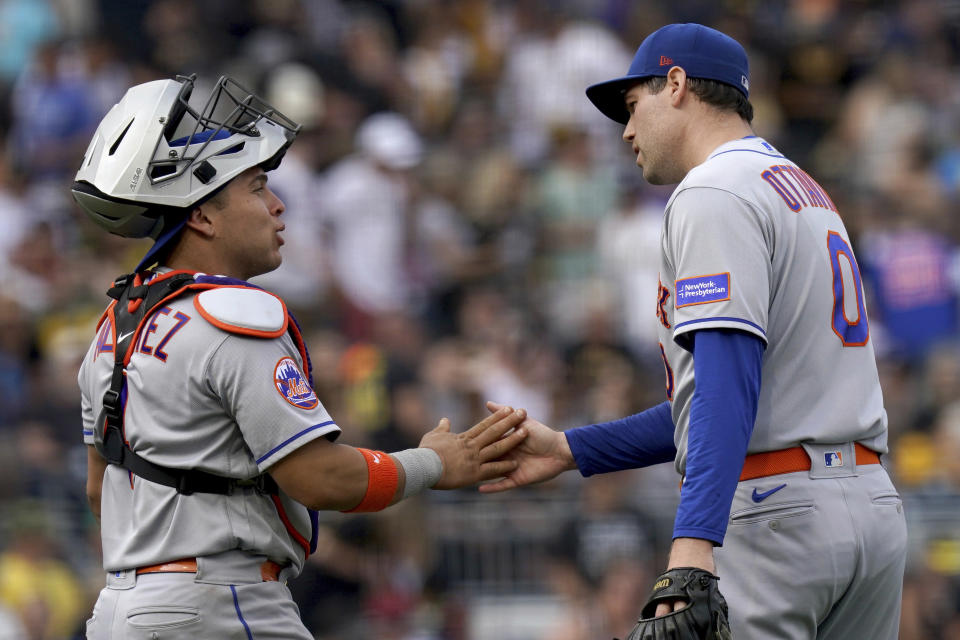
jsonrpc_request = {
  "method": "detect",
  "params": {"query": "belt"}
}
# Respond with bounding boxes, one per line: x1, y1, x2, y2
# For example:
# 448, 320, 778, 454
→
740, 443, 880, 481
135, 558, 283, 582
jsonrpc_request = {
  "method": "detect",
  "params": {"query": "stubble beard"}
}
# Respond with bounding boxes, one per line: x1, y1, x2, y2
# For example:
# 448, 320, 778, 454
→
640, 144, 684, 186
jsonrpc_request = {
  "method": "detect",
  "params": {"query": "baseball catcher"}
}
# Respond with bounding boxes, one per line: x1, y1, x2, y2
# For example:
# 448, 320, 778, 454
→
74, 72, 529, 639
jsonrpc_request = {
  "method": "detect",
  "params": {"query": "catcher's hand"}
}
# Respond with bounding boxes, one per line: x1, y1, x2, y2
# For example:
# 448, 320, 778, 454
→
622, 567, 732, 640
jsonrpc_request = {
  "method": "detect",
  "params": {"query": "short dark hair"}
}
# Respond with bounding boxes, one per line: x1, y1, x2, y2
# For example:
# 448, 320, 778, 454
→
637, 76, 753, 123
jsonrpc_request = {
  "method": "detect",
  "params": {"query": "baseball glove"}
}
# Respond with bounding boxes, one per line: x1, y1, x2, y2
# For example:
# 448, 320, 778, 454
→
621, 567, 732, 640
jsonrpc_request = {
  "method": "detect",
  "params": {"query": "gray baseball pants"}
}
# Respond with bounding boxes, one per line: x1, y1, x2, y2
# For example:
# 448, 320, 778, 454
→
85, 550, 312, 639
716, 442, 907, 640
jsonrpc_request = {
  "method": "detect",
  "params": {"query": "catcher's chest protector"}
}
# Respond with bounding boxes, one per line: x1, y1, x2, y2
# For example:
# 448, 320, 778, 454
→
97, 269, 312, 496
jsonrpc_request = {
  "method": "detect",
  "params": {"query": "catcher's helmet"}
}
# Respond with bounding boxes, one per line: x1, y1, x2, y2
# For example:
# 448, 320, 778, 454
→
71, 74, 301, 268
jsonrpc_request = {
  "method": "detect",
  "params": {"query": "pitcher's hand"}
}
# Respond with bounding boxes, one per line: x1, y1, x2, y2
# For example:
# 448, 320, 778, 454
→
478, 401, 578, 493
421, 406, 528, 490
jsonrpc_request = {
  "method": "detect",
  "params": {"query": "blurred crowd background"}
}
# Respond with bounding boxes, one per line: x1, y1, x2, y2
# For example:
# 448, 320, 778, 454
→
0, 0, 959, 638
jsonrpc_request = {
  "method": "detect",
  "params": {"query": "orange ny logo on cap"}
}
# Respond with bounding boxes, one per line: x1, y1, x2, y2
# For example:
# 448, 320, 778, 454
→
659, 56, 673, 66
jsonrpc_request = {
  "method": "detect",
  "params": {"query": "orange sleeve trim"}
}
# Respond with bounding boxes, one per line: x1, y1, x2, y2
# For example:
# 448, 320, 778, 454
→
343, 448, 399, 513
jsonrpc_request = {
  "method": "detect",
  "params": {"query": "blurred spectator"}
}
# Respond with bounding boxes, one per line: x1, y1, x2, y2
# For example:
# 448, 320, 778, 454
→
0, 221, 68, 314
454, 147, 536, 294
913, 346, 960, 433
498, 4, 631, 165
406, 153, 480, 335
542, 474, 656, 639
140, 0, 226, 75
550, 474, 657, 587
0, 142, 30, 256
252, 61, 330, 307
72, 34, 132, 125
828, 49, 931, 194
337, 341, 392, 439
14, 421, 89, 552
321, 111, 423, 338
0, 296, 33, 424
457, 285, 555, 422
531, 124, 618, 342
0, 501, 86, 640
542, 556, 649, 640
237, 0, 309, 75
8, 39, 96, 189
564, 322, 651, 424
338, 7, 410, 112
900, 568, 960, 640
400, 2, 470, 135
417, 339, 477, 433
930, 402, 960, 487
595, 182, 669, 359
289, 518, 368, 638
859, 210, 960, 364
0, 0, 59, 84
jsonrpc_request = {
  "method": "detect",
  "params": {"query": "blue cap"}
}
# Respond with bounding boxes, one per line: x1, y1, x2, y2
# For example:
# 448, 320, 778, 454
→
586, 23, 749, 124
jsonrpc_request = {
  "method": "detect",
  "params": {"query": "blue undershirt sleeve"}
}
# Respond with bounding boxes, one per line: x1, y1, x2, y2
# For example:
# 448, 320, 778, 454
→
673, 328, 764, 545
565, 401, 676, 476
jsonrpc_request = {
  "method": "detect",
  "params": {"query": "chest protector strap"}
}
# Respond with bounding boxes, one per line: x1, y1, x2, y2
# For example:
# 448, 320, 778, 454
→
101, 271, 279, 497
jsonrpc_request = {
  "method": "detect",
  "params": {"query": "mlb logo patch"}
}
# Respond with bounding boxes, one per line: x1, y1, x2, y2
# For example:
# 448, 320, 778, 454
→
675, 273, 731, 308
274, 357, 319, 410
824, 451, 843, 467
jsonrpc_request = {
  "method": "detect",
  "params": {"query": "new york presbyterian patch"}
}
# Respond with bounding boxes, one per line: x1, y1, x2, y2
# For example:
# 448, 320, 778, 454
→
675, 273, 731, 308
274, 357, 319, 409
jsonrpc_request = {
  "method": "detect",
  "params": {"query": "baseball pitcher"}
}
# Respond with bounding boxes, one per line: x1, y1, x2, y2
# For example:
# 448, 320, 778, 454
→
481, 23, 907, 640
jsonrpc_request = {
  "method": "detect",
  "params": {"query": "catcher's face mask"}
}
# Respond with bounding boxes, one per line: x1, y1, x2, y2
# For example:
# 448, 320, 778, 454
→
71, 74, 301, 268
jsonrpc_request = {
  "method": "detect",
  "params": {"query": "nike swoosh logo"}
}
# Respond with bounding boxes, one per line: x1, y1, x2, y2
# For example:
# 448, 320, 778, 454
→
751, 483, 787, 503
117, 330, 135, 344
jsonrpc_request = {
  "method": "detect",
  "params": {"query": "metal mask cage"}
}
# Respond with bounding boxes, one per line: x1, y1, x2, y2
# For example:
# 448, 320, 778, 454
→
146, 74, 302, 185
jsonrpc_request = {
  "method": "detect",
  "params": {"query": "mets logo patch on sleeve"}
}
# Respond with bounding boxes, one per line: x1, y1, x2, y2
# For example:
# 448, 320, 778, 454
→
675, 273, 731, 308
274, 357, 319, 409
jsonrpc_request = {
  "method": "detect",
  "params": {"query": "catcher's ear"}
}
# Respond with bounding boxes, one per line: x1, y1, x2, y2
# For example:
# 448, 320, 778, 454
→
184, 205, 217, 238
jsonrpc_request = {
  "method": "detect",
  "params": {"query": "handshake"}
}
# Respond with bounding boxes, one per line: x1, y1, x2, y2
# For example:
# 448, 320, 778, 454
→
418, 400, 576, 492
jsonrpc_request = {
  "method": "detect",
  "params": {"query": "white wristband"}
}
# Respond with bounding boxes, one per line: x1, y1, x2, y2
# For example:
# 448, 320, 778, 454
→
392, 448, 443, 499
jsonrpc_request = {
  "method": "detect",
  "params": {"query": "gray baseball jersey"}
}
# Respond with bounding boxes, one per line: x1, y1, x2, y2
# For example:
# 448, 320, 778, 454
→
653, 136, 905, 639
79, 279, 340, 574
654, 136, 887, 474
